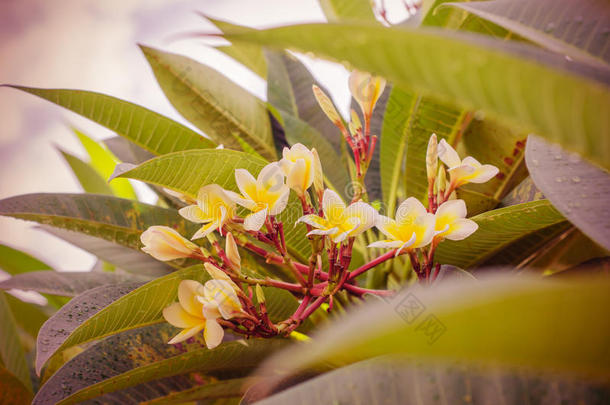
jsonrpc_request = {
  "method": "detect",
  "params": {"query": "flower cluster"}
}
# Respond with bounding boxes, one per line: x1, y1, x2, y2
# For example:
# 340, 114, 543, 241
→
138, 70, 499, 349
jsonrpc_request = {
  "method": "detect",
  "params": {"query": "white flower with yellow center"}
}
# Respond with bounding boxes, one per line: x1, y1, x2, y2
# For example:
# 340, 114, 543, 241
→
369, 197, 435, 256
231, 163, 290, 231
279, 143, 315, 197
297, 189, 377, 243
437, 139, 499, 187
179, 184, 236, 239
433, 200, 478, 241
162, 279, 242, 348
348, 70, 386, 120
140, 226, 200, 261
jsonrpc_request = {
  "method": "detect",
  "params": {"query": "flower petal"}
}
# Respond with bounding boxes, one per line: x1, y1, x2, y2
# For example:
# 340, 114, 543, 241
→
201, 300, 221, 319
168, 323, 205, 345
368, 240, 403, 249
191, 222, 218, 240
285, 158, 308, 195
297, 214, 329, 229
203, 262, 241, 291
307, 227, 339, 237
204, 319, 224, 349
436, 199, 467, 220
243, 207, 268, 231
203, 280, 242, 319
375, 215, 398, 239
235, 169, 258, 200
395, 197, 427, 224
322, 189, 346, 220
257, 162, 285, 193
470, 164, 500, 184
444, 218, 479, 241
178, 280, 205, 317
462, 156, 482, 168
179, 205, 209, 224
413, 213, 436, 248
396, 233, 417, 255
437, 139, 462, 169
269, 186, 290, 215
344, 202, 377, 235
163, 302, 202, 328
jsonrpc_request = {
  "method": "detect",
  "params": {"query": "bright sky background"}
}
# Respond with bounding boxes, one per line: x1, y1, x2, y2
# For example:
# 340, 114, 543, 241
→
0, 0, 408, 273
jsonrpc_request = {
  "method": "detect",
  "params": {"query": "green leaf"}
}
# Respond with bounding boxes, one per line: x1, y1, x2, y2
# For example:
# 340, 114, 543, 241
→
265, 50, 343, 152
72, 128, 136, 199
0, 365, 33, 405
0, 292, 32, 392
39, 335, 285, 405
221, 23, 610, 169
0, 271, 148, 297
3, 85, 214, 155
253, 357, 609, 405
253, 274, 610, 380
525, 135, 610, 251
319, 0, 377, 22
144, 377, 247, 404
113, 149, 311, 261
0, 193, 197, 264
4, 294, 50, 340
103, 136, 155, 164
442, 0, 610, 67
58, 149, 114, 195
435, 200, 566, 268
0, 244, 52, 275
35, 282, 143, 375
205, 16, 267, 79
39, 226, 173, 276
140, 46, 276, 160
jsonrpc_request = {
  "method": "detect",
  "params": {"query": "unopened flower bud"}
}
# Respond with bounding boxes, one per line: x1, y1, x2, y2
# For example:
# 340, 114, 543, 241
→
312, 85, 343, 127
311, 148, 324, 198
348, 109, 362, 140
255, 284, 266, 304
426, 133, 438, 182
204, 262, 241, 292
140, 226, 199, 261
435, 165, 447, 197
225, 232, 241, 272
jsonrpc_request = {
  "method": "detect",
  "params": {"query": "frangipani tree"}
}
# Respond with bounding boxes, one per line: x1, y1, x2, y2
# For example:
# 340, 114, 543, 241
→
0, 0, 609, 404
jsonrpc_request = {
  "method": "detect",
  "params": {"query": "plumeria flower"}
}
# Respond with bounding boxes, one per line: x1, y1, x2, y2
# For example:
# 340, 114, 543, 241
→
140, 226, 200, 261
369, 197, 435, 256
297, 189, 377, 243
179, 184, 236, 239
437, 139, 499, 187
231, 163, 290, 231
279, 143, 316, 197
434, 200, 478, 241
162, 279, 242, 348
348, 70, 386, 120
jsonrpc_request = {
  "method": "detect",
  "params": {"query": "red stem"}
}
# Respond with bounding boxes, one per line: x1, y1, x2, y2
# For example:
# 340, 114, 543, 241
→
348, 249, 398, 280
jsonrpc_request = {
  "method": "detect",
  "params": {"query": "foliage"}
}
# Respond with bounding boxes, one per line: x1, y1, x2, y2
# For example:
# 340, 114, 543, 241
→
0, 1, 608, 404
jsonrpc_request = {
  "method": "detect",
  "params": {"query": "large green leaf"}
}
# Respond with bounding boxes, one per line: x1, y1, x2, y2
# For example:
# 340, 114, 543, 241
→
34, 321, 278, 405
442, 0, 610, 67
113, 149, 311, 261
144, 377, 247, 404
5, 294, 50, 340
0, 292, 32, 392
0, 193, 196, 263
39, 226, 173, 275
72, 128, 136, 199
58, 150, 114, 196
205, 16, 267, 79
435, 200, 566, 268
221, 23, 610, 169
253, 274, 610, 380
0, 271, 147, 297
3, 85, 214, 155
35, 282, 143, 375
252, 357, 610, 405
265, 50, 343, 152
0, 244, 52, 275
0, 365, 32, 405
525, 135, 610, 251
319, 0, 377, 22
140, 46, 276, 160
40, 337, 285, 405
